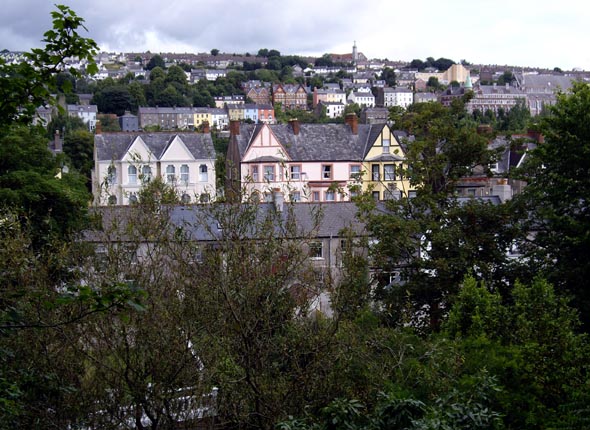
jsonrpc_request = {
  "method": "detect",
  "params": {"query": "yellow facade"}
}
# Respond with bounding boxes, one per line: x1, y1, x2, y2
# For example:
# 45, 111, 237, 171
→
361, 125, 412, 199
193, 111, 212, 129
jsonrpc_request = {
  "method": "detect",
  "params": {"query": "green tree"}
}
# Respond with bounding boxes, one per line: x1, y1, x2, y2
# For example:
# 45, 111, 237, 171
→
210, 48, 219, 56
165, 64, 188, 86
0, 5, 98, 128
516, 82, 590, 328
380, 67, 397, 87
93, 84, 134, 115
146, 54, 165, 70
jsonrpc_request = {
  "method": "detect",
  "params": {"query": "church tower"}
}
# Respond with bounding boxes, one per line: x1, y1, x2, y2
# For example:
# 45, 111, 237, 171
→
352, 41, 358, 62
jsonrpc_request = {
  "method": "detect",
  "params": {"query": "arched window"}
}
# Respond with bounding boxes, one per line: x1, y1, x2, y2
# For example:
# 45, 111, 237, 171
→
166, 165, 176, 183
128, 165, 137, 184
128, 194, 138, 204
199, 164, 208, 182
181, 193, 191, 204
180, 164, 189, 185
141, 165, 152, 183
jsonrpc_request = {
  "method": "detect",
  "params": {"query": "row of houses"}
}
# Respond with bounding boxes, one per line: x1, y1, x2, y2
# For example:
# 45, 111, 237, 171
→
92, 114, 412, 206
93, 111, 538, 208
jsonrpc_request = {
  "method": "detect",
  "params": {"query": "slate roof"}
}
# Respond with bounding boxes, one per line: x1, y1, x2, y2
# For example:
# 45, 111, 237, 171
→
94, 132, 216, 162
235, 123, 391, 162
86, 202, 365, 243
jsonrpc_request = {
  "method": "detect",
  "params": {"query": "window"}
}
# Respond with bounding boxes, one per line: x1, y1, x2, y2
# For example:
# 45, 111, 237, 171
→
322, 164, 332, 180
349, 164, 361, 180
181, 193, 191, 204
107, 165, 117, 185
309, 241, 323, 259
128, 194, 138, 204
128, 165, 137, 184
372, 191, 380, 200
382, 138, 390, 153
141, 165, 152, 183
290, 165, 301, 180
325, 190, 335, 201
384, 164, 395, 181
181, 164, 190, 184
198, 164, 208, 182
264, 165, 275, 181
251, 165, 259, 182
371, 164, 380, 181
166, 165, 176, 183
312, 191, 320, 202
290, 191, 301, 202
108, 195, 117, 205
200, 193, 210, 203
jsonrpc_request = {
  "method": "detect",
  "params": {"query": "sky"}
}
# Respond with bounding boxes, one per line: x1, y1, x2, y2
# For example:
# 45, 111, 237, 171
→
1, 0, 589, 71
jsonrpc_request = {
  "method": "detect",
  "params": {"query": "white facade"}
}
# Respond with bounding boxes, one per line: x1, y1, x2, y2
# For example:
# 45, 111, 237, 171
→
94, 133, 216, 206
347, 91, 375, 108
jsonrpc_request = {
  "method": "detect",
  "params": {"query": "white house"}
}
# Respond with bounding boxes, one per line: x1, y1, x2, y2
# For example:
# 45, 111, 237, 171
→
68, 104, 98, 131
347, 91, 375, 108
93, 132, 216, 206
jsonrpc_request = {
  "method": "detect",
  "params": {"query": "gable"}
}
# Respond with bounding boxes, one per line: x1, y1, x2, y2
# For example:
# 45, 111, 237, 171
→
160, 135, 196, 161
243, 124, 290, 163
122, 136, 155, 162
363, 124, 405, 160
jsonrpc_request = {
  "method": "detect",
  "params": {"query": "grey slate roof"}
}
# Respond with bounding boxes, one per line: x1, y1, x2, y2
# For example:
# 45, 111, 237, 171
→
95, 132, 216, 162
87, 202, 365, 243
235, 123, 390, 162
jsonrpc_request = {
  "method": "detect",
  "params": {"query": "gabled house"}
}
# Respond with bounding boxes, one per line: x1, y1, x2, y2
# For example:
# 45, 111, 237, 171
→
225, 115, 413, 203
93, 132, 216, 206
361, 124, 411, 200
272, 83, 308, 110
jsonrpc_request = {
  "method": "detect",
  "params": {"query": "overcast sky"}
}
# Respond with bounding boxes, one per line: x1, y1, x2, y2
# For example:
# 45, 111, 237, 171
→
1, 0, 589, 71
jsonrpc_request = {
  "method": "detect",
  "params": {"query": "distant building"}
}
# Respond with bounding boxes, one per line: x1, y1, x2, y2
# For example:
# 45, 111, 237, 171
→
119, 111, 139, 132
68, 104, 98, 131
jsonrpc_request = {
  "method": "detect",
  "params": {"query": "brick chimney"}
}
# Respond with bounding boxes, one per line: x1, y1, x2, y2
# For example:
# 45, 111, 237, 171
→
229, 120, 240, 136
95, 120, 102, 135
202, 121, 210, 134
289, 118, 300, 135
345, 113, 358, 135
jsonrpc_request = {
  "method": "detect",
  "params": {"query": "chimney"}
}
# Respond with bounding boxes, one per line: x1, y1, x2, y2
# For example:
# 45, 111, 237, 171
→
54, 130, 62, 152
345, 113, 358, 135
202, 121, 210, 134
229, 120, 240, 136
95, 120, 102, 135
289, 118, 300, 135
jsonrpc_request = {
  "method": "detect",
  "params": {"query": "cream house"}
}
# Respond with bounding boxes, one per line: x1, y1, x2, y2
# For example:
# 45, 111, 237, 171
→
93, 132, 216, 205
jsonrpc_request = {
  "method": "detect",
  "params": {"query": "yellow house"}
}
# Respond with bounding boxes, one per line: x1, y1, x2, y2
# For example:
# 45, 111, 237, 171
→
361, 124, 412, 199
193, 109, 212, 130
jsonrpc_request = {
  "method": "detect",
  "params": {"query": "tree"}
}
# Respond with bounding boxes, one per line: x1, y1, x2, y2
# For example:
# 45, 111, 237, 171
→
380, 67, 396, 87
357, 100, 506, 330
93, 84, 134, 116
210, 48, 220, 56
516, 82, 590, 328
165, 64, 188, 86
146, 54, 165, 70
0, 4, 98, 128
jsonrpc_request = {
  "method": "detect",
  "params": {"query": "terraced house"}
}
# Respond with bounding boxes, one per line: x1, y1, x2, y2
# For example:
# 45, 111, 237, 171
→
225, 114, 412, 203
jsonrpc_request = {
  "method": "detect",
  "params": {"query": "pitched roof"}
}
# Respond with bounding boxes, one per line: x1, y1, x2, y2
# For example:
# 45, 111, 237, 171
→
95, 132, 216, 162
